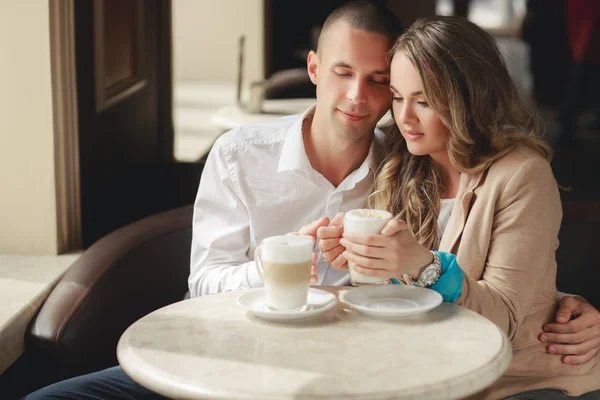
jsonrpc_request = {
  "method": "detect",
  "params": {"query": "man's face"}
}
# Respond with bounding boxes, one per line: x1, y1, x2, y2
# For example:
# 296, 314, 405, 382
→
308, 22, 392, 141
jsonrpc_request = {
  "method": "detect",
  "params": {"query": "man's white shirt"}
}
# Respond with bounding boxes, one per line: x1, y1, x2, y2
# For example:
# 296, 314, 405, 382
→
189, 106, 382, 297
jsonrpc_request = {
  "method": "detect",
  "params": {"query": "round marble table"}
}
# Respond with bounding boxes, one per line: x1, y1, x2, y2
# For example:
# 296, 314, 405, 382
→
117, 286, 512, 400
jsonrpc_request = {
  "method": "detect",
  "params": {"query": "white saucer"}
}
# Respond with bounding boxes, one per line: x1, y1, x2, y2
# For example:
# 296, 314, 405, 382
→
341, 284, 442, 320
237, 288, 338, 322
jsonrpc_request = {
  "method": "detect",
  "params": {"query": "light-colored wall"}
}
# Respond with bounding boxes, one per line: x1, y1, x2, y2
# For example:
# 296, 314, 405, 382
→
0, 2, 58, 255
173, 0, 264, 84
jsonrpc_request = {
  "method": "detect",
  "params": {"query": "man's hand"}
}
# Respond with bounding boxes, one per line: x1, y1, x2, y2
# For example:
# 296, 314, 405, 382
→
540, 296, 600, 365
288, 217, 330, 284
317, 213, 347, 271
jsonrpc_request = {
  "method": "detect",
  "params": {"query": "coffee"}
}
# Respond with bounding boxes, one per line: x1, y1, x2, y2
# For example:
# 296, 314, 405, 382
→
263, 261, 311, 310
263, 261, 311, 285
344, 209, 393, 285
255, 235, 313, 310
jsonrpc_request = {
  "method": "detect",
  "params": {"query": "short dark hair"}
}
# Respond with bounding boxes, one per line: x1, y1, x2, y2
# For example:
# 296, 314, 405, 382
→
317, 1, 403, 52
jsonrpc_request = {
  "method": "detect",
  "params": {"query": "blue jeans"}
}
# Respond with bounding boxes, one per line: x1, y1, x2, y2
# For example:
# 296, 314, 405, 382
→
506, 389, 600, 400
23, 366, 166, 400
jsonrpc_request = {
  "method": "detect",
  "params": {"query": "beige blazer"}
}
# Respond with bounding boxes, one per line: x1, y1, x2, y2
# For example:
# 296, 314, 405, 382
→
439, 146, 600, 399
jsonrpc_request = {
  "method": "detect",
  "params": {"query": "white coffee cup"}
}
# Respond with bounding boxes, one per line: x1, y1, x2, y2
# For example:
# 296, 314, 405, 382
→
343, 209, 394, 285
254, 235, 313, 310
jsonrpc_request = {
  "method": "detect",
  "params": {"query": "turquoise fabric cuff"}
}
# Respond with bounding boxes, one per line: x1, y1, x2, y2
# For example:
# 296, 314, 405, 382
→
429, 251, 464, 303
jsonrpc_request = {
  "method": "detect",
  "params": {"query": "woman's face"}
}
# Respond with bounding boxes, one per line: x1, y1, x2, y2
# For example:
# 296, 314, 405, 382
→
390, 52, 449, 161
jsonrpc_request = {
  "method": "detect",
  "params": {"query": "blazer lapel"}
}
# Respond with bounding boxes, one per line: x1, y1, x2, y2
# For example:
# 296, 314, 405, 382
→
439, 171, 485, 253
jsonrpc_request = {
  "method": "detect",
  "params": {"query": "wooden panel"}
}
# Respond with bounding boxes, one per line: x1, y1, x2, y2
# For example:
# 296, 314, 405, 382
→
75, 0, 178, 247
104, 0, 136, 87
94, 0, 145, 111
50, 0, 82, 252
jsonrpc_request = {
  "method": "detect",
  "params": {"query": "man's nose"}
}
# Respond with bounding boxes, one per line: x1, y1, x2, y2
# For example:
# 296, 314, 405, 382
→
346, 80, 367, 104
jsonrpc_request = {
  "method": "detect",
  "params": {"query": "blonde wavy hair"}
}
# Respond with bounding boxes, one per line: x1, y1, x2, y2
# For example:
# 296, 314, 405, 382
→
370, 16, 552, 250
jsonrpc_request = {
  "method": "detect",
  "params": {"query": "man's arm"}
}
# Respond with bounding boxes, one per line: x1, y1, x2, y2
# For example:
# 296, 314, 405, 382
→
541, 295, 600, 365
188, 142, 262, 297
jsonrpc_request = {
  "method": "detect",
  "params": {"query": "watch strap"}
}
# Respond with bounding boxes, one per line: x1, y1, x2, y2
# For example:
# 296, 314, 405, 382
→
400, 251, 442, 287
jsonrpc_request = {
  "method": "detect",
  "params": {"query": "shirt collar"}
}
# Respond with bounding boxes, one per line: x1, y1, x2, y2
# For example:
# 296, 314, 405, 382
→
277, 105, 316, 173
277, 104, 384, 180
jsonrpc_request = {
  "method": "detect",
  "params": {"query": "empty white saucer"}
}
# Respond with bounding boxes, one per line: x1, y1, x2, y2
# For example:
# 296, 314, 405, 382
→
237, 287, 338, 322
341, 284, 442, 320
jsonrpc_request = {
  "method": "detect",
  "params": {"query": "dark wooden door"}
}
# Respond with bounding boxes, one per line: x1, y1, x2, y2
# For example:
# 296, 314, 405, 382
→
75, 0, 201, 247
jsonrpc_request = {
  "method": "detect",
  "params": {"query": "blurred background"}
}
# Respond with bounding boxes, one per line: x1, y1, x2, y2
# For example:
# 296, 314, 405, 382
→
1, 0, 598, 256
172, 0, 599, 161
0, 2, 598, 398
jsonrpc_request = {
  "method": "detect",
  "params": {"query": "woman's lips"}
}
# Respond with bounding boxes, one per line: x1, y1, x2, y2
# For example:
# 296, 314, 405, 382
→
339, 110, 367, 122
404, 131, 424, 140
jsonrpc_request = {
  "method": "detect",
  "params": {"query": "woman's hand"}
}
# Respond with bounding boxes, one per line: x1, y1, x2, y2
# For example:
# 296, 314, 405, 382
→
317, 213, 348, 271
339, 219, 433, 280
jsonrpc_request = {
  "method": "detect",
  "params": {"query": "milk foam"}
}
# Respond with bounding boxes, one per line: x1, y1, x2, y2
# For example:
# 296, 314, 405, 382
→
344, 209, 393, 235
261, 235, 313, 264
344, 209, 393, 221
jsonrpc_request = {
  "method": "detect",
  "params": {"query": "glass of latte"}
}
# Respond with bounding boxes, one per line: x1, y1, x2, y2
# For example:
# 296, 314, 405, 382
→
254, 235, 313, 311
343, 209, 393, 286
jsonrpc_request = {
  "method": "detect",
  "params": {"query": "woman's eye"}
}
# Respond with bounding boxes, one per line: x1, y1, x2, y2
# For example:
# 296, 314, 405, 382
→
417, 101, 429, 107
392, 97, 403, 102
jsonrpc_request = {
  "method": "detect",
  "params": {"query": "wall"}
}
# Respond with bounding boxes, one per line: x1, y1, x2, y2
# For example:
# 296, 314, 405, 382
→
173, 0, 264, 84
0, 2, 58, 255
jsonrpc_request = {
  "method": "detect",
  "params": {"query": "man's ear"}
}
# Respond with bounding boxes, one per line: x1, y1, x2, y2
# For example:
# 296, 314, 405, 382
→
307, 50, 319, 85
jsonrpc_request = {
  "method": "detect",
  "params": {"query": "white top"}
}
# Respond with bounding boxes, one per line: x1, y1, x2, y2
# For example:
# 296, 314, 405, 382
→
437, 198, 455, 244
190, 106, 383, 297
117, 288, 512, 400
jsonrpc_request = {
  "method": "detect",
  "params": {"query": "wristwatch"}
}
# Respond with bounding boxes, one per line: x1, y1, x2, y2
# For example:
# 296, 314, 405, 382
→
412, 251, 442, 287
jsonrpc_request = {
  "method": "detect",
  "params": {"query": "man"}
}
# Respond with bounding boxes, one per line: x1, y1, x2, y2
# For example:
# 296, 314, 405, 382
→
25, 3, 400, 400
25, 2, 599, 399
188, 1, 399, 296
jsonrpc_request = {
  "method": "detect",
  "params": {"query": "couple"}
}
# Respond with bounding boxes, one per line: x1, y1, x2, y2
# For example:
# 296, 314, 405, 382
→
189, 4, 600, 400
26, 2, 599, 400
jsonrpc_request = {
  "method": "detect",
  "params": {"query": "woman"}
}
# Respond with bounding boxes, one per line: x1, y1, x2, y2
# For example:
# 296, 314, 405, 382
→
321, 16, 600, 399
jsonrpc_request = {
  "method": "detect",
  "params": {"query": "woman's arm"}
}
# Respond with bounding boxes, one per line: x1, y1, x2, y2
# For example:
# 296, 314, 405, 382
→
339, 156, 562, 340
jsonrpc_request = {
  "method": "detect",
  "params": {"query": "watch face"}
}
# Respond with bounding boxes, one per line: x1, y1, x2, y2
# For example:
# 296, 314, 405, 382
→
422, 268, 438, 283
419, 264, 442, 286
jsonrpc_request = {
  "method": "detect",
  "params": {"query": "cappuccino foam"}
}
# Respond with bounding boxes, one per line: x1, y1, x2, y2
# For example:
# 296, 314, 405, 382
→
344, 209, 393, 235
261, 235, 313, 264
344, 209, 393, 221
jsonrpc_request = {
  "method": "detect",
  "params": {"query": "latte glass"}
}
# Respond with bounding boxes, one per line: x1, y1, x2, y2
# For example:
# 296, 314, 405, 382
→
254, 235, 313, 310
343, 209, 393, 286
